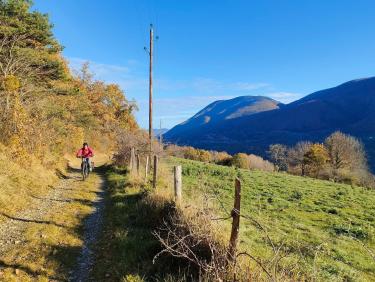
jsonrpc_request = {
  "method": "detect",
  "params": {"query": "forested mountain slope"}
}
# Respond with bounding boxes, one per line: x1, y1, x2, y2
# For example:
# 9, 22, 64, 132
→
165, 77, 375, 170
165, 96, 283, 141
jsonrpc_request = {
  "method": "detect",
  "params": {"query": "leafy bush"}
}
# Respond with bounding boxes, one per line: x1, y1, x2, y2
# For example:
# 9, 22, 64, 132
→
231, 153, 250, 169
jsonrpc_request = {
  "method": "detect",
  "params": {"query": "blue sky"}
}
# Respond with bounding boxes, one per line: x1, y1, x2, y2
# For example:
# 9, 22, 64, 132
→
33, 0, 375, 129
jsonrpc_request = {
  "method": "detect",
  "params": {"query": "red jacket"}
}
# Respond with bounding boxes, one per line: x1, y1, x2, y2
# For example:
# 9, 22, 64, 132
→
76, 147, 94, 158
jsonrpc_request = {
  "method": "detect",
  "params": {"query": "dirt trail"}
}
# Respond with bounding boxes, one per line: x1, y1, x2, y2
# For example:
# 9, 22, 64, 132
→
0, 176, 77, 256
0, 164, 107, 281
70, 175, 106, 281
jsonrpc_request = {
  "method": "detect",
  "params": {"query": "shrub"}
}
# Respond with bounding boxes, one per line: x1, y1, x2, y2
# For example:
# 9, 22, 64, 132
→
248, 154, 274, 171
231, 153, 250, 169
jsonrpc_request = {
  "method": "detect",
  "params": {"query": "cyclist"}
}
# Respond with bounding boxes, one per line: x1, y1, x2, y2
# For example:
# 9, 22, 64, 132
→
76, 142, 94, 171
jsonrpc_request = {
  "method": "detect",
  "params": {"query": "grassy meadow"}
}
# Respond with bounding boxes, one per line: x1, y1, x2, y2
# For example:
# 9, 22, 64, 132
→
163, 157, 375, 281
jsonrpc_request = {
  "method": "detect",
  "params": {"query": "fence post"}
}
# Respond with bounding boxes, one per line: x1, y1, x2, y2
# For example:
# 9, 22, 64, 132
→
144, 156, 149, 181
129, 148, 135, 172
228, 178, 241, 261
174, 165, 182, 203
153, 155, 158, 188
136, 154, 140, 175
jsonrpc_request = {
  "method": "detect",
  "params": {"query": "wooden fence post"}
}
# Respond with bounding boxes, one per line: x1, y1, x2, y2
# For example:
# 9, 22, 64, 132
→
144, 156, 149, 181
174, 166, 182, 203
136, 154, 140, 175
129, 148, 135, 172
153, 155, 158, 188
228, 178, 241, 261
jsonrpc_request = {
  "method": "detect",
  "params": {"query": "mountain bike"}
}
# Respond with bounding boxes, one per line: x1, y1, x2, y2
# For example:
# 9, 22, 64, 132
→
81, 157, 90, 181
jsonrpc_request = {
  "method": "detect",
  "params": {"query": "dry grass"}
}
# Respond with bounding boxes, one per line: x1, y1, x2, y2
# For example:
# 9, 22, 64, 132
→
0, 144, 57, 222
0, 175, 101, 280
0, 149, 111, 281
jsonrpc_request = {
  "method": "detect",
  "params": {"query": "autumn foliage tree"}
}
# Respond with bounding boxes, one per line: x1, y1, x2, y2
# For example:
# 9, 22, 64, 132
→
324, 131, 370, 185
325, 131, 367, 171
231, 153, 250, 169
303, 143, 330, 177
0, 0, 138, 166
268, 132, 374, 187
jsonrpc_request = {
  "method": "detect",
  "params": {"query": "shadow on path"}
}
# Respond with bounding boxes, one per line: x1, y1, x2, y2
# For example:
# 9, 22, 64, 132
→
0, 212, 69, 229
69, 172, 106, 282
30, 195, 96, 206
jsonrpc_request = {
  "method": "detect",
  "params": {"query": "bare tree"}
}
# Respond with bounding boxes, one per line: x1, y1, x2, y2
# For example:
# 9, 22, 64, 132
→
325, 131, 367, 171
287, 141, 312, 176
268, 144, 288, 171
113, 130, 150, 166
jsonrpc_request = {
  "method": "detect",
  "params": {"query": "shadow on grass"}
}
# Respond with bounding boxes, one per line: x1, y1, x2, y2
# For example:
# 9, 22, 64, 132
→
0, 259, 60, 280
55, 168, 70, 179
30, 195, 96, 206
41, 168, 108, 281
0, 212, 70, 229
91, 166, 196, 281
0, 166, 109, 281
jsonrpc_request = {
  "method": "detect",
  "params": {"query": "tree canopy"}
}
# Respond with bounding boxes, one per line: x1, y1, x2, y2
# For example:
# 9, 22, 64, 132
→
0, 0, 138, 166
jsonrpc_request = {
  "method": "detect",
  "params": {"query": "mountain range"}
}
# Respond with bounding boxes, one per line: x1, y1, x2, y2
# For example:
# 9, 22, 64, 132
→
164, 77, 375, 170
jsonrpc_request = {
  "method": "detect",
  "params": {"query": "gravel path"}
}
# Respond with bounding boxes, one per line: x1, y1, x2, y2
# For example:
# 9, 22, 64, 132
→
0, 169, 107, 282
70, 176, 106, 282
0, 176, 77, 257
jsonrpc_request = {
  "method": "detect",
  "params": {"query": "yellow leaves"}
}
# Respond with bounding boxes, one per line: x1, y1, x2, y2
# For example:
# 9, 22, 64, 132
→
303, 143, 330, 176
232, 153, 251, 169
7, 135, 30, 163
305, 143, 329, 164
1, 75, 21, 91
0, 59, 139, 170
73, 126, 85, 148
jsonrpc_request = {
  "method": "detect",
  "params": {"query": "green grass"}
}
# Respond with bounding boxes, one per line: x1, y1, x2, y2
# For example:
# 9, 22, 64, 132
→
165, 157, 375, 281
91, 167, 191, 282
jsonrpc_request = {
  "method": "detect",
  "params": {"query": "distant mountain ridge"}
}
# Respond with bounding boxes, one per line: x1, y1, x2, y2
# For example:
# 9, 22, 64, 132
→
154, 128, 169, 137
164, 77, 375, 170
165, 96, 283, 141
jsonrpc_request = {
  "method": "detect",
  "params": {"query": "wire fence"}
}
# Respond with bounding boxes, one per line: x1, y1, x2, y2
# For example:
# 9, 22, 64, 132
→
127, 147, 303, 280
126, 146, 375, 281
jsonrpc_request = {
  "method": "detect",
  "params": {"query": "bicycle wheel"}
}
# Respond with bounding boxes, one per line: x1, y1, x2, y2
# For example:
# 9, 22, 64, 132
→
82, 162, 87, 181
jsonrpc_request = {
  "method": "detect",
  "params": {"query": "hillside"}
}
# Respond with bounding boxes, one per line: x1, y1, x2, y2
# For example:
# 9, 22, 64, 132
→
0, 2, 139, 280
90, 156, 375, 281
0, 0, 138, 170
165, 96, 283, 141
164, 157, 375, 281
164, 78, 375, 170
0, 144, 57, 223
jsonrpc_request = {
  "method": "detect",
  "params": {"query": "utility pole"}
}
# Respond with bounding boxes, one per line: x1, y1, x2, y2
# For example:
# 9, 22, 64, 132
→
148, 24, 154, 154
